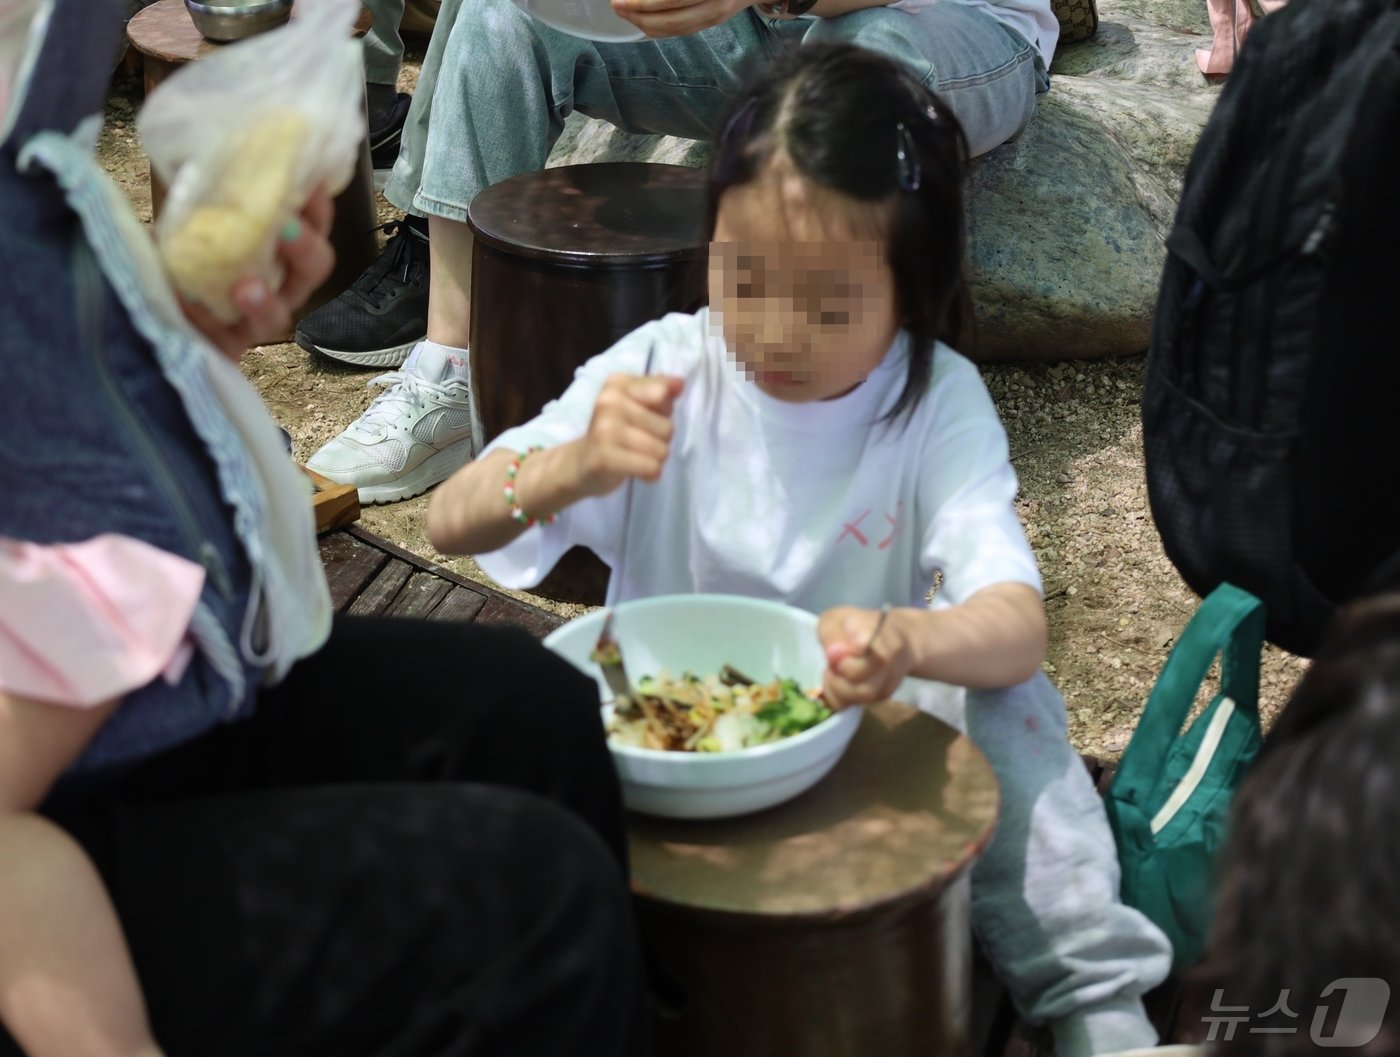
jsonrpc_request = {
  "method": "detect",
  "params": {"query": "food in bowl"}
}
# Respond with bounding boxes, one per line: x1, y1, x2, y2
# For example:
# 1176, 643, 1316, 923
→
543, 594, 863, 818
607, 666, 831, 752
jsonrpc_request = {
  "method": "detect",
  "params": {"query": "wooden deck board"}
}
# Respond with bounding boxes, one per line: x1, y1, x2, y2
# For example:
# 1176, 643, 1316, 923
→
429, 586, 490, 623
319, 526, 562, 634
344, 559, 414, 618
474, 594, 565, 638
383, 570, 456, 619
318, 531, 389, 611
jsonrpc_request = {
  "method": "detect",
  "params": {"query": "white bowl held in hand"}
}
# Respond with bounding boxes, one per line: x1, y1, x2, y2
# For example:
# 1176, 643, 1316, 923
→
543, 594, 863, 819
509, 0, 646, 42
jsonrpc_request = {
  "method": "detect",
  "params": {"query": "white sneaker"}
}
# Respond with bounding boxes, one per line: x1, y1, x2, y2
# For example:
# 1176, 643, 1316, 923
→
307, 343, 482, 505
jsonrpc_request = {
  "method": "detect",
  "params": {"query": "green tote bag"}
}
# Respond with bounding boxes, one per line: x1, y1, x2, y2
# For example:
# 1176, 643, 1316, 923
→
1104, 583, 1267, 973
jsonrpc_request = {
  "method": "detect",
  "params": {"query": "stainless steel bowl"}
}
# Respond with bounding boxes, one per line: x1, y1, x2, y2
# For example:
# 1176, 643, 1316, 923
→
184, 0, 294, 42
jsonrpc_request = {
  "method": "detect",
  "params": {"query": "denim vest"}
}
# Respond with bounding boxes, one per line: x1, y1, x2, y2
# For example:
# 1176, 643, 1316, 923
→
0, 0, 286, 794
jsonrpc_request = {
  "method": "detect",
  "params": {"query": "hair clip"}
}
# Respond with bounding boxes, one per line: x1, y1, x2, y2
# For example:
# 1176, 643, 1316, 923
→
895, 121, 922, 192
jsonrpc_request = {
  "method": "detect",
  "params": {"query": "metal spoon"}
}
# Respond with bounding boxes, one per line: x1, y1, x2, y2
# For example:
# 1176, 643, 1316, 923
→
863, 602, 892, 656
592, 339, 657, 702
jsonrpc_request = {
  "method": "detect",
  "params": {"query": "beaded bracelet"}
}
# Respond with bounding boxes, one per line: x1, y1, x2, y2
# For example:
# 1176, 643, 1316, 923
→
504, 446, 557, 528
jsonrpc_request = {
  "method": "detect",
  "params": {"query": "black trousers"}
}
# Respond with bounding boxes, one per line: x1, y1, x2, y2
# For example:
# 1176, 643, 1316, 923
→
3, 616, 652, 1057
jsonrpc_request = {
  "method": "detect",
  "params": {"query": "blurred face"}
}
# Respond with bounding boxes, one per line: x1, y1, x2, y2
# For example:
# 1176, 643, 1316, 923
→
707, 167, 900, 403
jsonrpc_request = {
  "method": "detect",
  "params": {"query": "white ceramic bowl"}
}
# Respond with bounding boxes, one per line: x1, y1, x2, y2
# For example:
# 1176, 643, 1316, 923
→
543, 594, 863, 819
509, 0, 645, 43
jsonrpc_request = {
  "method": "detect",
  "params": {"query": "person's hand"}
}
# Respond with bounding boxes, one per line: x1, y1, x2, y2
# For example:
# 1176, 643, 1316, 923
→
180, 186, 335, 363
818, 606, 914, 709
610, 0, 753, 37
570, 373, 685, 497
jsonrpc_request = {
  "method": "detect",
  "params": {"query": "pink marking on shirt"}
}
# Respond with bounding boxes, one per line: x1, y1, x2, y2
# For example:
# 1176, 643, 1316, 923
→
837, 510, 872, 547
878, 502, 904, 550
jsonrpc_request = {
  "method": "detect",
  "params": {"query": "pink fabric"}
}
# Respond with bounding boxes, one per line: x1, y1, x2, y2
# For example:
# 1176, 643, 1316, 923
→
1198, 0, 1288, 76
0, 535, 205, 707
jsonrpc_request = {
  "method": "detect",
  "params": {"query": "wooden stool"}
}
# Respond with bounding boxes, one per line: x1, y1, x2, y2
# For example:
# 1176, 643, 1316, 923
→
125, 0, 378, 319
467, 162, 708, 441
629, 701, 1000, 1057
301, 466, 361, 535
466, 162, 708, 604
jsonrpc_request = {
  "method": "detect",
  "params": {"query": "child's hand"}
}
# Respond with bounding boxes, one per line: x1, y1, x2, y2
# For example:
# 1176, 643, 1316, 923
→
818, 606, 914, 710
572, 373, 685, 497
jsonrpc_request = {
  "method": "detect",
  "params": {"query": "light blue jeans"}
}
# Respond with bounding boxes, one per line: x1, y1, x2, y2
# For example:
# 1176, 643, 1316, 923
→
383, 0, 1049, 221
363, 0, 407, 85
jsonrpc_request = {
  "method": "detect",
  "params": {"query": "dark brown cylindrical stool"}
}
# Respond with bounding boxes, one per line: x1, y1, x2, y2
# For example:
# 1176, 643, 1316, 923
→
466, 162, 709, 442
125, 0, 378, 318
628, 701, 1001, 1057
466, 162, 708, 604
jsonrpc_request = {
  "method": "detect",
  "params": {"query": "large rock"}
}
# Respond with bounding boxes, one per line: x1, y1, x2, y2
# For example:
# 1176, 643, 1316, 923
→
967, 12, 1223, 359
543, 0, 1225, 361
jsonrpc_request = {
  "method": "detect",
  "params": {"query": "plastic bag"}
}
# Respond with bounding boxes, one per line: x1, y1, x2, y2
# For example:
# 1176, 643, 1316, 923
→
136, 0, 364, 320
0, 0, 49, 140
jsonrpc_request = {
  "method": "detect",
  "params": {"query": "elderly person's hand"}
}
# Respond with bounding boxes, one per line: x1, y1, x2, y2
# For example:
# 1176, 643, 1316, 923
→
180, 186, 335, 364
610, 0, 755, 37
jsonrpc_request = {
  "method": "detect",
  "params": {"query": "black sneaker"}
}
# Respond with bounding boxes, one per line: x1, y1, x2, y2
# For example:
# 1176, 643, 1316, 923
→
370, 91, 412, 193
295, 219, 429, 368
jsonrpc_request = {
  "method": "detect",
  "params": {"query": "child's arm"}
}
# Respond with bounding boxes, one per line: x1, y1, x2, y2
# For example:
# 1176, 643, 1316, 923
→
427, 373, 685, 556
819, 582, 1048, 708
0, 691, 166, 1057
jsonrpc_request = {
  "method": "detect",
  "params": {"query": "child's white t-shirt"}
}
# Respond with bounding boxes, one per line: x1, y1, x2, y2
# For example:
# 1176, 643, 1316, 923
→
478, 308, 1041, 620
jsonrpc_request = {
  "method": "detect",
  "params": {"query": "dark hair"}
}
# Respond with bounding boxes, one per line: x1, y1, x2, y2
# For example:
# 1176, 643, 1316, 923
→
704, 43, 971, 427
1194, 594, 1400, 1056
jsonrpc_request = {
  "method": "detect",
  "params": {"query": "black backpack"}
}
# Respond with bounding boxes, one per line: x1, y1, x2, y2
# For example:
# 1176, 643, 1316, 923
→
1143, 0, 1400, 657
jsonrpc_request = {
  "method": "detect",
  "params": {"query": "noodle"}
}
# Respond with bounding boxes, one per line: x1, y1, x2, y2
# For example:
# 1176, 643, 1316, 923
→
606, 669, 830, 752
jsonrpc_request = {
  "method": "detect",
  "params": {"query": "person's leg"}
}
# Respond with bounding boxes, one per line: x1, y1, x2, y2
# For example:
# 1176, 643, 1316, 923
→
407, 0, 773, 346
362, 0, 413, 194
362, 0, 407, 105
120, 614, 631, 872
380, 0, 465, 222
427, 212, 473, 349
0, 616, 649, 1056
307, 1, 776, 499
20, 783, 651, 1057
292, 0, 449, 371
801, 1, 1045, 159
962, 673, 1174, 1057
397, 1, 769, 222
